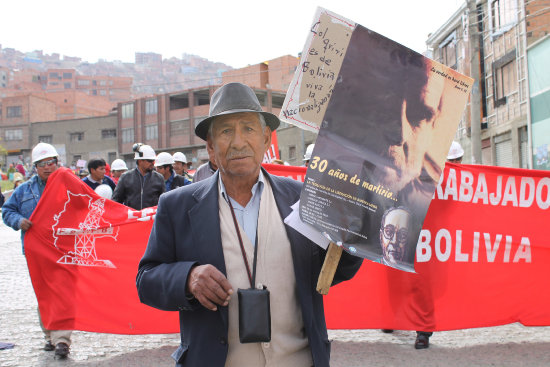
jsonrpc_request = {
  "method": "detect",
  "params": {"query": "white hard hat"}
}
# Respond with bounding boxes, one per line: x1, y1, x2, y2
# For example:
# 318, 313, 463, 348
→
32, 142, 59, 164
111, 159, 128, 171
133, 144, 156, 160
447, 141, 465, 160
173, 152, 188, 163
94, 184, 113, 200
155, 152, 175, 166
303, 144, 315, 161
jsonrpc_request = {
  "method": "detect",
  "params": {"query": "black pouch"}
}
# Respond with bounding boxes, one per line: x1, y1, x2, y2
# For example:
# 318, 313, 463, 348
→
238, 286, 271, 343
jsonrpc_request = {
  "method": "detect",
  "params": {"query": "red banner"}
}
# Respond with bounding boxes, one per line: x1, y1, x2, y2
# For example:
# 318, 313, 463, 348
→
326, 163, 550, 330
26, 168, 178, 334
25, 164, 550, 333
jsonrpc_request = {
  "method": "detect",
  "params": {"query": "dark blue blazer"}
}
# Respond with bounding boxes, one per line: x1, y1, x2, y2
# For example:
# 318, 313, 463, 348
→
136, 169, 362, 367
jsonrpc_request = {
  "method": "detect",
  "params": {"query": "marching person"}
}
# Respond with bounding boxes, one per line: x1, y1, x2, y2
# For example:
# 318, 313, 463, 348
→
173, 152, 193, 181
137, 82, 362, 367
82, 158, 116, 191
112, 144, 165, 210
110, 159, 128, 185
303, 143, 315, 167
193, 153, 218, 183
447, 141, 464, 164
155, 152, 191, 191
2, 143, 72, 358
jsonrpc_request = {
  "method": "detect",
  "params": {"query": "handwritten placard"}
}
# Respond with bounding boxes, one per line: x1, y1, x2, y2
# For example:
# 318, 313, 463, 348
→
281, 8, 355, 132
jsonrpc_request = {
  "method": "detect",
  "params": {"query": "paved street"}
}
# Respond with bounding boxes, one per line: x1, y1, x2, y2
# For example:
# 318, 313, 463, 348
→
2, 221, 550, 366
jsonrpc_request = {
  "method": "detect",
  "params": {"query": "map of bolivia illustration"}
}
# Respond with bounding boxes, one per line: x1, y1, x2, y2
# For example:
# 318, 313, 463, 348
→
52, 192, 119, 268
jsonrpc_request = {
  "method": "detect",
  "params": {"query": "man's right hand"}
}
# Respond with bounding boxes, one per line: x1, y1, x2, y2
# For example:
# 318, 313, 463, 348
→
20, 219, 32, 231
187, 264, 233, 311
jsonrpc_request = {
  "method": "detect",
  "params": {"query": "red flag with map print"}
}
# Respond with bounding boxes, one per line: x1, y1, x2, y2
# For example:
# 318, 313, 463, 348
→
25, 167, 179, 334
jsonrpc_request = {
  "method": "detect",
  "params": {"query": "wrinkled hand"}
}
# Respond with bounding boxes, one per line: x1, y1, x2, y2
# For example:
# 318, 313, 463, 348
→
187, 265, 233, 311
20, 219, 32, 231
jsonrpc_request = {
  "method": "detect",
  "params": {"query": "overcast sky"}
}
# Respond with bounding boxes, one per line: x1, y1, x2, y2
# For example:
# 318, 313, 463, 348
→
1, 0, 464, 68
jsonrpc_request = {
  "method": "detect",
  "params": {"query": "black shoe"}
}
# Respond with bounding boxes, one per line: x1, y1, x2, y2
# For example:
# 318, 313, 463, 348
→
44, 341, 55, 351
381, 329, 394, 333
414, 334, 430, 349
54, 342, 70, 358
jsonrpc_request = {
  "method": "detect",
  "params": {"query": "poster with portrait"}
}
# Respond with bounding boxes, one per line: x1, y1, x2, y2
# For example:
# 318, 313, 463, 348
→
281, 8, 473, 272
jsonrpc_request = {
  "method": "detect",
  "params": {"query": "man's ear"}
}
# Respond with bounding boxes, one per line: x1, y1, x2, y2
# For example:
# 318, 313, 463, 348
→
263, 127, 272, 150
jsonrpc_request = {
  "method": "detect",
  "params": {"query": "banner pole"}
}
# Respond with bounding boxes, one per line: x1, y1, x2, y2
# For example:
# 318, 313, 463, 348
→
316, 242, 343, 295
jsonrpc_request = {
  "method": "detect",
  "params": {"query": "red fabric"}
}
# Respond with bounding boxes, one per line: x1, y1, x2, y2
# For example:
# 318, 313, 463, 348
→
25, 164, 550, 334
26, 168, 178, 334
325, 163, 550, 330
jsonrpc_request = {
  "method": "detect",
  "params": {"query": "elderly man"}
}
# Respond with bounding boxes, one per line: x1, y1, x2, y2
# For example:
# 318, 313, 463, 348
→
2, 143, 72, 358
112, 144, 165, 210
137, 83, 362, 367
378, 206, 411, 266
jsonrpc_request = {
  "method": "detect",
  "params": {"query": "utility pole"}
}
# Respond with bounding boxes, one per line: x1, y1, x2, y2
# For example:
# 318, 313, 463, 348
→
467, 0, 482, 164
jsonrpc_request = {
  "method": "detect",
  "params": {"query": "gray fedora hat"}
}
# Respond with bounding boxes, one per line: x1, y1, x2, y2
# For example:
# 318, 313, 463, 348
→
195, 82, 280, 141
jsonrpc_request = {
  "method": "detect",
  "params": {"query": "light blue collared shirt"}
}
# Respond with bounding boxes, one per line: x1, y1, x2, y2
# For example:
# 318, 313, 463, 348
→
219, 171, 265, 246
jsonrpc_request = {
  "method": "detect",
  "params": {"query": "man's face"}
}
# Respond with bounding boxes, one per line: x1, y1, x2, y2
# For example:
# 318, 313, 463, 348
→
377, 70, 444, 192
35, 157, 58, 182
380, 208, 410, 264
208, 112, 270, 180
112, 169, 126, 178
173, 161, 185, 175
156, 165, 171, 179
90, 165, 105, 182
137, 159, 155, 174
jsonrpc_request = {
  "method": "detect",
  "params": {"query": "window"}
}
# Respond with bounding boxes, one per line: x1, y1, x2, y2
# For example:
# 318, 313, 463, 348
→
7, 106, 22, 118
100, 80, 107, 86
495, 132, 513, 167
101, 129, 117, 139
70, 132, 84, 142
122, 128, 134, 143
63, 72, 72, 79
289, 146, 296, 160
493, 51, 517, 106
100, 90, 106, 96
39, 135, 53, 144
49, 72, 60, 79
491, 0, 516, 31
145, 99, 158, 115
122, 103, 134, 119
64, 82, 72, 89
91, 89, 97, 96
145, 124, 158, 140
77, 79, 90, 86
92, 80, 97, 86
5, 129, 23, 141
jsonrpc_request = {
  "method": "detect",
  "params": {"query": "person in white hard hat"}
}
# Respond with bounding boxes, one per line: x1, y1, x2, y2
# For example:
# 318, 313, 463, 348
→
303, 143, 315, 167
112, 143, 165, 210
110, 159, 128, 185
173, 152, 193, 181
447, 141, 464, 163
155, 152, 191, 191
2, 142, 73, 358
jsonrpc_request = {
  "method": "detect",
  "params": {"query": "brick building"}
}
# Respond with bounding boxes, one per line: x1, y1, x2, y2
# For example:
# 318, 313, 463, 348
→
116, 85, 288, 168
0, 94, 57, 165
32, 114, 119, 167
426, 0, 537, 168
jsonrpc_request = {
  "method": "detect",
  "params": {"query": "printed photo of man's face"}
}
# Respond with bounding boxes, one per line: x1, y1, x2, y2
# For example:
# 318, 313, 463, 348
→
379, 207, 410, 264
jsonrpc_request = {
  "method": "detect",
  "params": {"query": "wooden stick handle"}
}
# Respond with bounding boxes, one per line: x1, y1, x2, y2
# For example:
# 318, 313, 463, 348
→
316, 242, 343, 295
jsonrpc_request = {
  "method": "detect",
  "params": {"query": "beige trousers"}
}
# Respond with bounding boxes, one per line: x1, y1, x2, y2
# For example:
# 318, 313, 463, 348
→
37, 308, 72, 346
